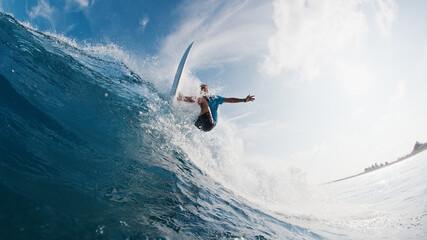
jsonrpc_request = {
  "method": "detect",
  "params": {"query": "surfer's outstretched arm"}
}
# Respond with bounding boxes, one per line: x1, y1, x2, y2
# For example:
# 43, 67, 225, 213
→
224, 95, 255, 103
177, 94, 197, 103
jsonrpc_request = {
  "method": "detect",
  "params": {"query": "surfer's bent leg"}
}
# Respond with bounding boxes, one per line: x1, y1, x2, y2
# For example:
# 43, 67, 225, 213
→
195, 97, 215, 131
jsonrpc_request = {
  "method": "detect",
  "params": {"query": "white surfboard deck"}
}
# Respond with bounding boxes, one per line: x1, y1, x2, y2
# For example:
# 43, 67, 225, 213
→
170, 42, 194, 101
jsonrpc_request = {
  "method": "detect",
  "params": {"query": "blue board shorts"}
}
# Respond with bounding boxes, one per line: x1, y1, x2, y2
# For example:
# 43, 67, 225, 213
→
195, 112, 215, 132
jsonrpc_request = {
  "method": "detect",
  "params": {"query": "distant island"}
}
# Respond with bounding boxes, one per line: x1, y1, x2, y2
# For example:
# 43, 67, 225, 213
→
327, 141, 427, 184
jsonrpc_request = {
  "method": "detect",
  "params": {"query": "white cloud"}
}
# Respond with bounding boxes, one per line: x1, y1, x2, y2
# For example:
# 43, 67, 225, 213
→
74, 0, 89, 8
158, 0, 274, 74
262, 0, 370, 79
262, 0, 398, 80
65, 0, 91, 11
375, 0, 397, 36
29, 0, 55, 23
65, 23, 76, 33
139, 15, 149, 31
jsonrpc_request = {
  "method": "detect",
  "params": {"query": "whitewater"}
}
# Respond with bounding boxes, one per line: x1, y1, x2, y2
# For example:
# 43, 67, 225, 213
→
0, 12, 426, 239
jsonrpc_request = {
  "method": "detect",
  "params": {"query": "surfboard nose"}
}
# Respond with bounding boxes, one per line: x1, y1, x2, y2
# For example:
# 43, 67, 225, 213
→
170, 42, 195, 99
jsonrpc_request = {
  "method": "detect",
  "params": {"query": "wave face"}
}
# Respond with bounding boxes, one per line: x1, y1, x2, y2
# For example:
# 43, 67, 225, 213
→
1, 12, 426, 240
0, 12, 322, 239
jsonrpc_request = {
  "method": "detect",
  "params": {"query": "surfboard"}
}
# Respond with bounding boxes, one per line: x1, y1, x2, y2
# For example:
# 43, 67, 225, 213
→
170, 42, 194, 101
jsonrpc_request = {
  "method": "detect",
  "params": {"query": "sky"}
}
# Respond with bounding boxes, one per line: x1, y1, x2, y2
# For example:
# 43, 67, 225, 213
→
1, 0, 427, 183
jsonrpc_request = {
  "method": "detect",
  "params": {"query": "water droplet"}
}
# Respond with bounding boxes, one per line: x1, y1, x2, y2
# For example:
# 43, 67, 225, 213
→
119, 220, 129, 227
95, 225, 105, 235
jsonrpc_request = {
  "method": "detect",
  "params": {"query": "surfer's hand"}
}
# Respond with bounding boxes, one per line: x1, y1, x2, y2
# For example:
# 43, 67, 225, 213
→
245, 95, 255, 102
177, 93, 183, 101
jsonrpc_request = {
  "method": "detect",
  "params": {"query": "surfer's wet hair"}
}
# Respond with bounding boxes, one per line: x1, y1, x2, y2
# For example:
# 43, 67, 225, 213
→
200, 84, 207, 90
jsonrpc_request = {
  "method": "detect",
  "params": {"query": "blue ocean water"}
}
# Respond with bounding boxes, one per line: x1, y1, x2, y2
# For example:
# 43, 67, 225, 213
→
0, 12, 426, 239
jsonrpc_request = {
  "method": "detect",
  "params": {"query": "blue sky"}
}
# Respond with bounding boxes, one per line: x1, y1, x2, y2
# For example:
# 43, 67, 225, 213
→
0, 0, 181, 56
2, 0, 427, 182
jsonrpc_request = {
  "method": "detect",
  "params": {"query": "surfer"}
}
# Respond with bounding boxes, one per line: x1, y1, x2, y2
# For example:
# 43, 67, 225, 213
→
177, 84, 255, 132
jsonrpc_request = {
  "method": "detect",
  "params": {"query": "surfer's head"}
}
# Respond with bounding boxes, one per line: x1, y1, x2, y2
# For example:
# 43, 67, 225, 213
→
200, 84, 209, 94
